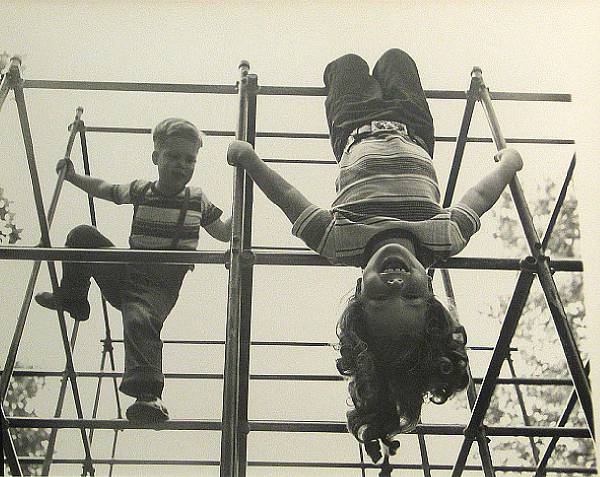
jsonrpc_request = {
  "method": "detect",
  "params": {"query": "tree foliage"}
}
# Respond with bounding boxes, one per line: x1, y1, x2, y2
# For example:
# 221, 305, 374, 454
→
483, 179, 595, 472
1, 187, 48, 475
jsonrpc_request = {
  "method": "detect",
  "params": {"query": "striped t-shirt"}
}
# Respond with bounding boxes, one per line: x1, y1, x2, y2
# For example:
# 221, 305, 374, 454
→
111, 179, 222, 250
292, 133, 481, 267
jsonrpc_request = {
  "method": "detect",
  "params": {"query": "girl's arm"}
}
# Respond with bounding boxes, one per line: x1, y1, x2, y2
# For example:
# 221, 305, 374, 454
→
227, 140, 314, 223
457, 148, 523, 217
58, 158, 115, 201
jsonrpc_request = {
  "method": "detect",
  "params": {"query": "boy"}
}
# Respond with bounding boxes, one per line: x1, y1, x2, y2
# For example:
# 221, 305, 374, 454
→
227, 50, 523, 456
36, 118, 232, 422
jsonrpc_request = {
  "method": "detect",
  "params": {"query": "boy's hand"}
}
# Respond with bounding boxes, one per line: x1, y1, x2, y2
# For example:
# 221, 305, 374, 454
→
227, 140, 257, 169
494, 148, 523, 172
56, 158, 75, 179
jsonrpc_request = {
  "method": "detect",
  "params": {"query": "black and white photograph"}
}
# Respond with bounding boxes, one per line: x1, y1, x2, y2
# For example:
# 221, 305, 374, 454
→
1, 1, 598, 475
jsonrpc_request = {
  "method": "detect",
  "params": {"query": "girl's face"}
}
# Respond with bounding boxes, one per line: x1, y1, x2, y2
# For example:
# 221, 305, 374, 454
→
360, 243, 432, 340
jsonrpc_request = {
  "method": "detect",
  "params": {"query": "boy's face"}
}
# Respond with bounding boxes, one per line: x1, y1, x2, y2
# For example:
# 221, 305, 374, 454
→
360, 243, 432, 340
152, 136, 200, 191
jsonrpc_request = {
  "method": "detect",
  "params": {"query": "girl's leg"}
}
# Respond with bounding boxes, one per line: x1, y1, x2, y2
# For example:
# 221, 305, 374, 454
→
323, 54, 382, 161
372, 49, 435, 157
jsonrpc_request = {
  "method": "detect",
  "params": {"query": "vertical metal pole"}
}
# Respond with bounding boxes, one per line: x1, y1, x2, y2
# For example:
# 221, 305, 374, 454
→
0, 67, 11, 112
474, 68, 593, 438
220, 60, 256, 477
235, 70, 258, 477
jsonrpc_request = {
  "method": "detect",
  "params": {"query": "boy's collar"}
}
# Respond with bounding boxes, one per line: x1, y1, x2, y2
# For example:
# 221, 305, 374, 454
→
152, 180, 187, 197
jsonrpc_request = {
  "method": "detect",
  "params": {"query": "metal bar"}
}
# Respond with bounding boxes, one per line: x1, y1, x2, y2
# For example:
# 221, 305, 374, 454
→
79, 122, 124, 465
13, 458, 598, 474
441, 269, 496, 477
102, 339, 517, 351
6, 369, 576, 386
442, 74, 479, 208
1, 408, 22, 476
235, 68, 259, 477
220, 60, 252, 477
541, 153, 576, 250
6, 417, 592, 438
451, 271, 535, 477
535, 361, 591, 476
0, 64, 12, 112
0, 246, 583, 271
475, 68, 594, 438
21, 79, 571, 101
41, 108, 87, 476
41, 323, 81, 475
82, 125, 574, 145
24, 79, 238, 94
506, 355, 540, 463
12, 68, 95, 470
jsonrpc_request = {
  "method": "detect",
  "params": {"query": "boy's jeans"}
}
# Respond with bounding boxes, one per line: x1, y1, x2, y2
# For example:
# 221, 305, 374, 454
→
59, 224, 187, 398
323, 48, 435, 163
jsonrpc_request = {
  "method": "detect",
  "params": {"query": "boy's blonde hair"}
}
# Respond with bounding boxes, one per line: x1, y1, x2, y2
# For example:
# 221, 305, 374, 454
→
152, 118, 203, 151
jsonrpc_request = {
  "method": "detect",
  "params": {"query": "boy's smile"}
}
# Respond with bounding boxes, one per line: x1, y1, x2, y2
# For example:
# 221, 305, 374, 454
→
153, 136, 200, 195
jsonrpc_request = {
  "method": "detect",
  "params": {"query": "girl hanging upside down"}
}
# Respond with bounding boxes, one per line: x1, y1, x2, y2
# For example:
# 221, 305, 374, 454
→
227, 49, 523, 461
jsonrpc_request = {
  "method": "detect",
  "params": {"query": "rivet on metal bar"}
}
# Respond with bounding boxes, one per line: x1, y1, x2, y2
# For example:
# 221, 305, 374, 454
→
240, 250, 255, 267
519, 256, 538, 272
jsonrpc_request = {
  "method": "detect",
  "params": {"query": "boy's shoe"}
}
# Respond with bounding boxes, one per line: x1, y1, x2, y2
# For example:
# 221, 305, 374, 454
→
126, 395, 170, 423
34, 292, 90, 321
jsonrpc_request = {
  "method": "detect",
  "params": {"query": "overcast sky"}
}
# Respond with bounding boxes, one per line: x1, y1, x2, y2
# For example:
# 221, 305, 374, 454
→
1, 1, 599, 475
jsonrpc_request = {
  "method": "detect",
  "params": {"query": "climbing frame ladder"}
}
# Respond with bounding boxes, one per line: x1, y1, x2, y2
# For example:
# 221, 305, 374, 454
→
0, 56, 595, 476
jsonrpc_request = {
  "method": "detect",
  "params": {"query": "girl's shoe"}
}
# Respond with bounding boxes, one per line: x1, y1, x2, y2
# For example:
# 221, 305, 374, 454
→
126, 395, 170, 423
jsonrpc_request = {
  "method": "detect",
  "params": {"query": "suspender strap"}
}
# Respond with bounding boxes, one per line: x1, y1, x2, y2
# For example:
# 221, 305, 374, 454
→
171, 187, 190, 249
132, 181, 153, 217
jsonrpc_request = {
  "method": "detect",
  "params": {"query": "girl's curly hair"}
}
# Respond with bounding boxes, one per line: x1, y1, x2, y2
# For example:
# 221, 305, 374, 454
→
336, 291, 469, 453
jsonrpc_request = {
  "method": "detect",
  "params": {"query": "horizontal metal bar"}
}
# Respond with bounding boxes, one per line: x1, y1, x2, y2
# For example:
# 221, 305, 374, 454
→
22, 80, 571, 102
6, 418, 591, 438
82, 126, 574, 145
15, 458, 597, 474
5, 369, 574, 386
98, 339, 514, 352
0, 246, 583, 271
24, 80, 238, 94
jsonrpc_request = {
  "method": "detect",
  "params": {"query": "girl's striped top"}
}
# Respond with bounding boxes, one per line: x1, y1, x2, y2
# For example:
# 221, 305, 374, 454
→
110, 179, 222, 250
291, 133, 480, 268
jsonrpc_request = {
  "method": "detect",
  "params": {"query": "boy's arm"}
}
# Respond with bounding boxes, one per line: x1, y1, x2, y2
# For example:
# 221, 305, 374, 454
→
204, 216, 232, 242
457, 148, 523, 217
227, 140, 314, 223
58, 158, 115, 201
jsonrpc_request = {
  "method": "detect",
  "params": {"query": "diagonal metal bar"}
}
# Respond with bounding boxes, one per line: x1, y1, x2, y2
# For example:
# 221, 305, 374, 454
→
1, 406, 22, 476
474, 68, 593, 438
442, 72, 479, 208
451, 271, 536, 476
79, 123, 124, 467
41, 108, 90, 477
535, 361, 591, 476
441, 269, 496, 477
541, 153, 576, 251
10, 65, 95, 471
506, 354, 540, 463
0, 66, 12, 112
